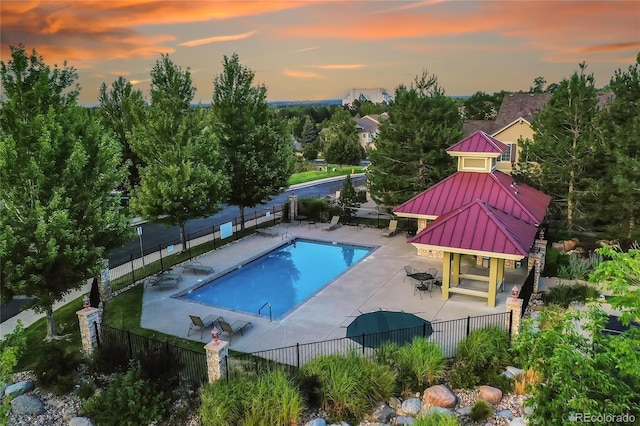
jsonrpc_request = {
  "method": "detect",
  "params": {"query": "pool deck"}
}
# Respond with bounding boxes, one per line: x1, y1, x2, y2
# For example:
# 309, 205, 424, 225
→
141, 220, 529, 353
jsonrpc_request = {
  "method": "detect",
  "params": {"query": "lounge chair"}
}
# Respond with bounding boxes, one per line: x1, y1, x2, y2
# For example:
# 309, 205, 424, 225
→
256, 228, 278, 237
187, 314, 224, 338
181, 261, 214, 274
381, 220, 399, 237
218, 319, 253, 341
145, 275, 179, 289
322, 216, 340, 231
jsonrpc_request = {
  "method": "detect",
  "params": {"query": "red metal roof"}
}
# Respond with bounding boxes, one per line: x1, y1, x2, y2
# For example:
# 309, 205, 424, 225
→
409, 200, 539, 257
445, 131, 509, 154
393, 170, 551, 225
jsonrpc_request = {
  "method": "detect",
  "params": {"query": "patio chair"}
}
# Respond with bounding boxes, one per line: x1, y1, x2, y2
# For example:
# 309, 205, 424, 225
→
403, 265, 419, 283
381, 220, 399, 237
426, 268, 438, 279
188, 314, 224, 339
322, 216, 341, 231
181, 261, 214, 274
218, 319, 253, 341
414, 281, 432, 299
145, 275, 179, 289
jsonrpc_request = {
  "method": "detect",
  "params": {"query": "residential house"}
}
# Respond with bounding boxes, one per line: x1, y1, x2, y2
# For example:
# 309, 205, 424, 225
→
342, 88, 394, 106
353, 113, 389, 150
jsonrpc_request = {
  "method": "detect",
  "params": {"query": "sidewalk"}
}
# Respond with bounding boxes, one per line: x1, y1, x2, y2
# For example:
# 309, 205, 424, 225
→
0, 174, 364, 339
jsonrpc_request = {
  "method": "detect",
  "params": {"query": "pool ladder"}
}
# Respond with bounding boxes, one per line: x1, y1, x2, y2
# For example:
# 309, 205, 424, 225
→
282, 231, 292, 240
259, 301, 272, 322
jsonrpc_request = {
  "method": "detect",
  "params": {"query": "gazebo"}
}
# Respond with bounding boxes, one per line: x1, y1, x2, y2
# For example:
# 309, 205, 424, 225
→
393, 131, 551, 307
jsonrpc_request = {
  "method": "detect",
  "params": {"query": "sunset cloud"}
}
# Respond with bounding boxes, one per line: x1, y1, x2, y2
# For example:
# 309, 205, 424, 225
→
310, 64, 366, 70
581, 41, 640, 53
283, 69, 322, 79
180, 31, 258, 47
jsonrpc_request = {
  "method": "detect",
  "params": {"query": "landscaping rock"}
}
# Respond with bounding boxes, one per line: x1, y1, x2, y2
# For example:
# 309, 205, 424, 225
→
523, 404, 534, 415
423, 384, 458, 408
394, 416, 415, 425
510, 417, 528, 426
4, 380, 35, 398
388, 396, 402, 411
368, 402, 395, 423
506, 366, 524, 377
497, 409, 513, 419
457, 405, 473, 416
479, 385, 503, 404
305, 419, 327, 426
10, 394, 45, 416
400, 397, 421, 416
69, 417, 95, 426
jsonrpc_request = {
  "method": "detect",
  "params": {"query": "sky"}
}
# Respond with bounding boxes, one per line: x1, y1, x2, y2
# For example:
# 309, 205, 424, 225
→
1, 1, 639, 105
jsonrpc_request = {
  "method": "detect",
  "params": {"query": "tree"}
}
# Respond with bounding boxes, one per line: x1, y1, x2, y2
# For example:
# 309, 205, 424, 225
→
520, 63, 600, 232
129, 54, 227, 250
302, 143, 319, 161
529, 76, 547, 93
300, 115, 319, 146
0, 46, 132, 338
591, 54, 640, 240
367, 70, 462, 207
97, 76, 146, 192
211, 53, 293, 229
463, 91, 498, 120
321, 107, 364, 169
338, 175, 361, 217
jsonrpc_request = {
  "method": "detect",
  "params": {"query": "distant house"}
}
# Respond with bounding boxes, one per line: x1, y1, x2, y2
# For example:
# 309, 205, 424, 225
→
342, 88, 394, 106
463, 92, 613, 174
353, 113, 389, 150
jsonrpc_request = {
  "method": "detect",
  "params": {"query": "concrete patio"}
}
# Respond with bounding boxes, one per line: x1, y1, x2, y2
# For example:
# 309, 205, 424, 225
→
140, 219, 529, 354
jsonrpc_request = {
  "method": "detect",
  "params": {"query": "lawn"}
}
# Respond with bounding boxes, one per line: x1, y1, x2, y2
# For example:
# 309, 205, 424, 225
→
288, 164, 365, 186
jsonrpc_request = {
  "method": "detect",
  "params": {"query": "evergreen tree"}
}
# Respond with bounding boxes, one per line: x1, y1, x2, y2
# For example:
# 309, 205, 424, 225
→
211, 53, 293, 229
322, 108, 364, 169
129, 54, 227, 250
592, 53, 640, 240
338, 175, 361, 217
367, 70, 462, 207
0, 46, 132, 338
300, 115, 319, 146
520, 63, 600, 232
97, 76, 146, 192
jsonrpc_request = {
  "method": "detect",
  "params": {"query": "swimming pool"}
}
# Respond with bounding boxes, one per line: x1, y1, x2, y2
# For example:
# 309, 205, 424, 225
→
181, 239, 374, 319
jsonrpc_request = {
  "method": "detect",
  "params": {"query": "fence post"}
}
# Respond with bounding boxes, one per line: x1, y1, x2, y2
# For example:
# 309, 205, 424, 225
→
361, 333, 366, 355
127, 330, 133, 358
506, 297, 523, 335
205, 340, 229, 383
130, 254, 135, 286
296, 343, 300, 368
77, 307, 101, 355
212, 226, 216, 250
466, 316, 471, 337
159, 244, 164, 271
422, 323, 427, 337
508, 310, 513, 338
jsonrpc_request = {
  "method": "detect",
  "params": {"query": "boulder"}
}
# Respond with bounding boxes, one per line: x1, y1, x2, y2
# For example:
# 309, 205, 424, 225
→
423, 385, 458, 408
305, 419, 327, 426
423, 406, 456, 416
497, 409, 513, 419
388, 396, 402, 411
368, 402, 396, 423
456, 405, 473, 416
479, 385, 503, 404
394, 416, 415, 425
4, 381, 35, 398
510, 417, 528, 426
506, 366, 524, 377
10, 394, 45, 416
328, 422, 350, 426
69, 418, 96, 426
400, 397, 421, 416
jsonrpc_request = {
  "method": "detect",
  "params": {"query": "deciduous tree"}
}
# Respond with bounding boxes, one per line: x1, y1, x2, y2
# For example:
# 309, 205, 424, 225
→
211, 53, 293, 229
0, 46, 132, 338
321, 108, 364, 169
129, 54, 227, 250
367, 70, 462, 207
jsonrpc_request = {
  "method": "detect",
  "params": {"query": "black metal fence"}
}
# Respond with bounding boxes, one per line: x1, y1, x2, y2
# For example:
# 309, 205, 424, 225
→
518, 267, 536, 317
228, 312, 513, 378
96, 324, 208, 387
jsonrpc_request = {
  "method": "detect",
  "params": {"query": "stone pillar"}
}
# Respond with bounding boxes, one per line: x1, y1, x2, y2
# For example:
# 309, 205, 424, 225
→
505, 297, 523, 335
77, 307, 101, 355
288, 192, 298, 221
98, 259, 112, 302
205, 340, 229, 383
532, 253, 542, 294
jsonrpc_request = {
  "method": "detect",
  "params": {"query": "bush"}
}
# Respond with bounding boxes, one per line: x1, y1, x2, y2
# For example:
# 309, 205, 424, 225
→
541, 283, 600, 308
82, 360, 168, 426
0, 321, 27, 422
396, 338, 445, 391
470, 399, 493, 422
200, 369, 303, 426
76, 380, 96, 399
34, 340, 81, 395
543, 246, 569, 277
413, 411, 461, 425
448, 327, 511, 391
299, 352, 395, 422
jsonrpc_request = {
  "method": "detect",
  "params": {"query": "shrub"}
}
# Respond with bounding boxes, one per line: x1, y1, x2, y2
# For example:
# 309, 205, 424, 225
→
558, 254, 591, 280
76, 380, 96, 399
396, 338, 445, 390
513, 368, 541, 395
87, 340, 130, 375
448, 327, 511, 391
34, 340, 81, 395
200, 369, 303, 426
541, 283, 600, 308
82, 360, 168, 426
414, 411, 461, 426
543, 246, 569, 277
0, 321, 27, 422
299, 352, 395, 422
470, 399, 493, 422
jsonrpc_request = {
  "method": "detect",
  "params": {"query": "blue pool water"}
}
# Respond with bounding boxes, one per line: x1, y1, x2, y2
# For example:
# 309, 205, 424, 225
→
182, 239, 374, 319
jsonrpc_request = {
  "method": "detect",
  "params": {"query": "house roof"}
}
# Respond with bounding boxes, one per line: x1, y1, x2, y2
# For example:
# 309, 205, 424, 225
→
463, 120, 499, 137
494, 93, 551, 129
393, 170, 551, 225
446, 131, 509, 155
409, 200, 539, 257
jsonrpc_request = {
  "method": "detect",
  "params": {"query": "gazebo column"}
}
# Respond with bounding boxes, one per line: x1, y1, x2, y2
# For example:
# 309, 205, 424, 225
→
497, 258, 505, 292
441, 251, 452, 300
451, 253, 461, 286
488, 257, 499, 307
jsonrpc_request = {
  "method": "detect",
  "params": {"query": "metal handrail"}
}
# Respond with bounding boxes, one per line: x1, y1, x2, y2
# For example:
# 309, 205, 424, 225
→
258, 301, 272, 322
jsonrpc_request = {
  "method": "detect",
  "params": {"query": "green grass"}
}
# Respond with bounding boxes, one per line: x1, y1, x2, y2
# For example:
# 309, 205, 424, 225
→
287, 165, 365, 186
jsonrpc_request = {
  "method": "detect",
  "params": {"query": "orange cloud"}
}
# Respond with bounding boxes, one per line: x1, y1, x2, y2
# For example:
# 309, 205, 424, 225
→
581, 42, 640, 53
283, 69, 322, 79
310, 64, 366, 70
180, 31, 258, 47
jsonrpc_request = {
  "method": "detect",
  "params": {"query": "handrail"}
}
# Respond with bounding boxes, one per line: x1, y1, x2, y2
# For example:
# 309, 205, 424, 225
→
258, 301, 272, 322
281, 231, 292, 240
